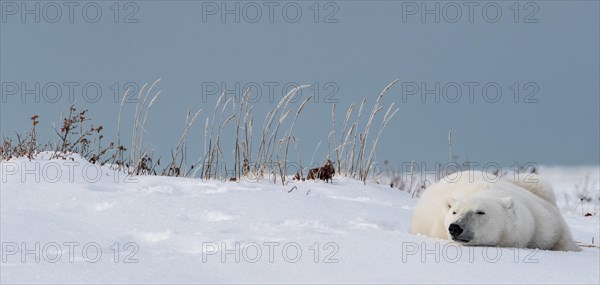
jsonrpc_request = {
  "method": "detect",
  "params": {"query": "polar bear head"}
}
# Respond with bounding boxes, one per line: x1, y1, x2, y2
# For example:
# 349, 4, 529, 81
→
444, 195, 514, 245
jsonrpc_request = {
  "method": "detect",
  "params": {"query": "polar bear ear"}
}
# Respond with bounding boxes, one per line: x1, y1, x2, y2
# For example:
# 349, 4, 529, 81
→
501, 197, 514, 209
446, 198, 456, 209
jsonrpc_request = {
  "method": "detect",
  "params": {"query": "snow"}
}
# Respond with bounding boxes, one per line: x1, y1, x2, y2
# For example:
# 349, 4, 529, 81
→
1, 154, 599, 284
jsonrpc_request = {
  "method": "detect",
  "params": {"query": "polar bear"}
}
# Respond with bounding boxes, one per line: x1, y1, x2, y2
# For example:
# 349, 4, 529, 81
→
445, 188, 580, 251
410, 170, 556, 239
410, 170, 578, 251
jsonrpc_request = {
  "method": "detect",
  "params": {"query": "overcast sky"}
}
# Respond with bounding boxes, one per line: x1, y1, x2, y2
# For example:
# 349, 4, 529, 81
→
1, 1, 598, 170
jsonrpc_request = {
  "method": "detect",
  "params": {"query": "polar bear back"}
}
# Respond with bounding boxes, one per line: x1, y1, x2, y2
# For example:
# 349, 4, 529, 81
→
503, 172, 557, 206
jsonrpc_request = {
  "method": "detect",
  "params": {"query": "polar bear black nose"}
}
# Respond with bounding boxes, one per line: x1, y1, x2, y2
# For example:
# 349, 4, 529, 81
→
449, 223, 463, 237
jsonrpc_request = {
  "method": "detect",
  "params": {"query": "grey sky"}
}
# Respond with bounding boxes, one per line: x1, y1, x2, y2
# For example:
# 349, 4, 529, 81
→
1, 1, 599, 171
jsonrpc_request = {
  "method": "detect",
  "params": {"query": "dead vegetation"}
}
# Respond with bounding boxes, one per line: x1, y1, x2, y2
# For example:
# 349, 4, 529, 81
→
1, 79, 401, 186
294, 159, 335, 183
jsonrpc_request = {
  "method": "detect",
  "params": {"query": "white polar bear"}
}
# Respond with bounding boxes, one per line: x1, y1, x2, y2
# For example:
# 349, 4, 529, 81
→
410, 170, 580, 251
411, 170, 555, 239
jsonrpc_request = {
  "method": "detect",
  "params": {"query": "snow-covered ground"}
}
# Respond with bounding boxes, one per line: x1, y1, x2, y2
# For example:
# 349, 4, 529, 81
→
1, 154, 598, 284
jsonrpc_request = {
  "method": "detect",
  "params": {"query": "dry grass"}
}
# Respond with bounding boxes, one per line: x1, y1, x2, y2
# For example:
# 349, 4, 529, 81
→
1, 79, 402, 186
324, 79, 400, 183
1, 115, 42, 160
1, 105, 116, 166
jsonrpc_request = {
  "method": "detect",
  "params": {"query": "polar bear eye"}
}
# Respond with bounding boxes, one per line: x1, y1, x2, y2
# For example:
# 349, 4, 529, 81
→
475, 211, 485, 215
452, 211, 456, 215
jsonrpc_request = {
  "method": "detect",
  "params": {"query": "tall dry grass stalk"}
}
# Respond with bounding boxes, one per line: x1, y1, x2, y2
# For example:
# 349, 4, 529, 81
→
116, 87, 130, 168
252, 85, 309, 180
130, 82, 147, 165
448, 130, 453, 162
281, 95, 312, 185
164, 108, 202, 177
128, 78, 162, 172
327, 79, 400, 183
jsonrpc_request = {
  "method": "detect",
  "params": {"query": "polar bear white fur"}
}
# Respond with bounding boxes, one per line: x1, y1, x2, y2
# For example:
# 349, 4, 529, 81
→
410, 170, 579, 251
505, 172, 557, 206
